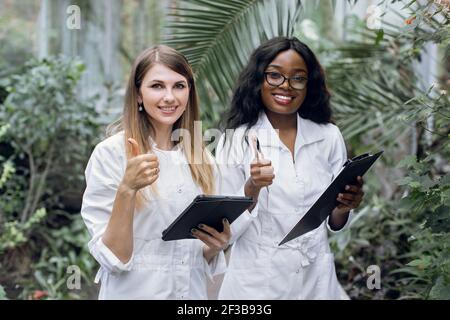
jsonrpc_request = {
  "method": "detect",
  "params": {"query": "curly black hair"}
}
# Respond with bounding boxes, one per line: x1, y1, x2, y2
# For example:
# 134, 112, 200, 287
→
224, 36, 332, 132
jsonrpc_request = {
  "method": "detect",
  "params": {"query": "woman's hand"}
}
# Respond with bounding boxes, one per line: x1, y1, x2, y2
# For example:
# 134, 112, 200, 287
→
244, 135, 274, 211
120, 138, 159, 192
244, 158, 274, 204
329, 176, 365, 230
192, 219, 231, 262
334, 176, 365, 214
249, 158, 275, 188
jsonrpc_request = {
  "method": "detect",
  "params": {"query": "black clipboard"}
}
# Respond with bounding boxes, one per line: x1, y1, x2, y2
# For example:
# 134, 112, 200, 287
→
162, 195, 255, 241
279, 151, 383, 246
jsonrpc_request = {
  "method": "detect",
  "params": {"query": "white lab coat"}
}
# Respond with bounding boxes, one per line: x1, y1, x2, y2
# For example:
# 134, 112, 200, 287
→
216, 112, 350, 300
81, 132, 226, 300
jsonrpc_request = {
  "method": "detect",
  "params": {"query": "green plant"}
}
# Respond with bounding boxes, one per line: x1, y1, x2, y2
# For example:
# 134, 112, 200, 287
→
0, 208, 47, 254
0, 56, 101, 299
0, 124, 46, 254
323, 0, 449, 148
327, 0, 449, 300
1, 56, 100, 223
17, 215, 98, 300
383, 1, 449, 299
330, 162, 449, 300
0, 284, 7, 300
393, 155, 450, 299
329, 177, 417, 299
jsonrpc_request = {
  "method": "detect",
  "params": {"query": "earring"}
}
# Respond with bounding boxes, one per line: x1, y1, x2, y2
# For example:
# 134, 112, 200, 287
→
138, 103, 143, 112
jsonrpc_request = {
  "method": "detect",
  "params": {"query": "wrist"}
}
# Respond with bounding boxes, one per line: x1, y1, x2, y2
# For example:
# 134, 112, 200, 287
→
118, 182, 137, 197
244, 178, 260, 199
329, 208, 350, 230
332, 207, 351, 216
202, 245, 221, 263
204, 245, 221, 254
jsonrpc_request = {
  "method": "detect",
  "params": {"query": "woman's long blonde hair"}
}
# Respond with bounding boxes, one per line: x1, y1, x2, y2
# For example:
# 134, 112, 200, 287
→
107, 45, 215, 207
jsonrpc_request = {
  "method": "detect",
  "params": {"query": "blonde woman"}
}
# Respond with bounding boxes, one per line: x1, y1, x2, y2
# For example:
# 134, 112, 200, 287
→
81, 45, 230, 299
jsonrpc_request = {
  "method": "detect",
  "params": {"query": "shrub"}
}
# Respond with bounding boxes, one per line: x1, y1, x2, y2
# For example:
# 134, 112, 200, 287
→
0, 56, 101, 299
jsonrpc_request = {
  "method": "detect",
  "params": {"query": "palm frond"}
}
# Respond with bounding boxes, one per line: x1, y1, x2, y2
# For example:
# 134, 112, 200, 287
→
163, 0, 302, 125
324, 18, 428, 149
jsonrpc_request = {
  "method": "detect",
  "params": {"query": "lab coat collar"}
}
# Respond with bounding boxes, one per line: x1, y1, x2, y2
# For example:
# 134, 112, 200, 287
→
148, 135, 181, 152
253, 111, 325, 152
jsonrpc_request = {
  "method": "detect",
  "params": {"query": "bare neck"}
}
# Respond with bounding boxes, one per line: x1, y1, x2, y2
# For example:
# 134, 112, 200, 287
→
264, 109, 297, 131
149, 120, 174, 150
264, 109, 298, 160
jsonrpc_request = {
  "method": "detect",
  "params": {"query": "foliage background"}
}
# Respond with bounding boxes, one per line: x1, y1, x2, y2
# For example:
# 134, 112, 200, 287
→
0, 0, 448, 299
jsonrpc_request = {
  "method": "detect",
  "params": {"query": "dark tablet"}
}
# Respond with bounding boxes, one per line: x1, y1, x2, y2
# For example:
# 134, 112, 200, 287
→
162, 195, 255, 241
279, 151, 384, 245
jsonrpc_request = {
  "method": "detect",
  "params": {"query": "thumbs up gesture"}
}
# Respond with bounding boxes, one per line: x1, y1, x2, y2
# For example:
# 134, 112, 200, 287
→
244, 135, 274, 206
120, 138, 160, 192
248, 135, 274, 189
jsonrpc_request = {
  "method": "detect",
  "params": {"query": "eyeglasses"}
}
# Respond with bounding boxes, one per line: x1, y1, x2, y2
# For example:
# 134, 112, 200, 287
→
264, 71, 308, 90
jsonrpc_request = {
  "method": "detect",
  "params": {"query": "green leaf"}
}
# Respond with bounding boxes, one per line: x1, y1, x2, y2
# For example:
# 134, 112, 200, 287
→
396, 176, 413, 186
397, 155, 418, 169
439, 173, 450, 187
409, 181, 422, 189
442, 189, 450, 207
0, 285, 7, 300
429, 276, 450, 299
407, 257, 431, 269
419, 175, 438, 191
425, 205, 450, 233
375, 29, 384, 45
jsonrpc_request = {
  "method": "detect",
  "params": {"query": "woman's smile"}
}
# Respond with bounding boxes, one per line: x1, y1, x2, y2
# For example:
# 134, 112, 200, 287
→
157, 105, 178, 114
271, 92, 296, 106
